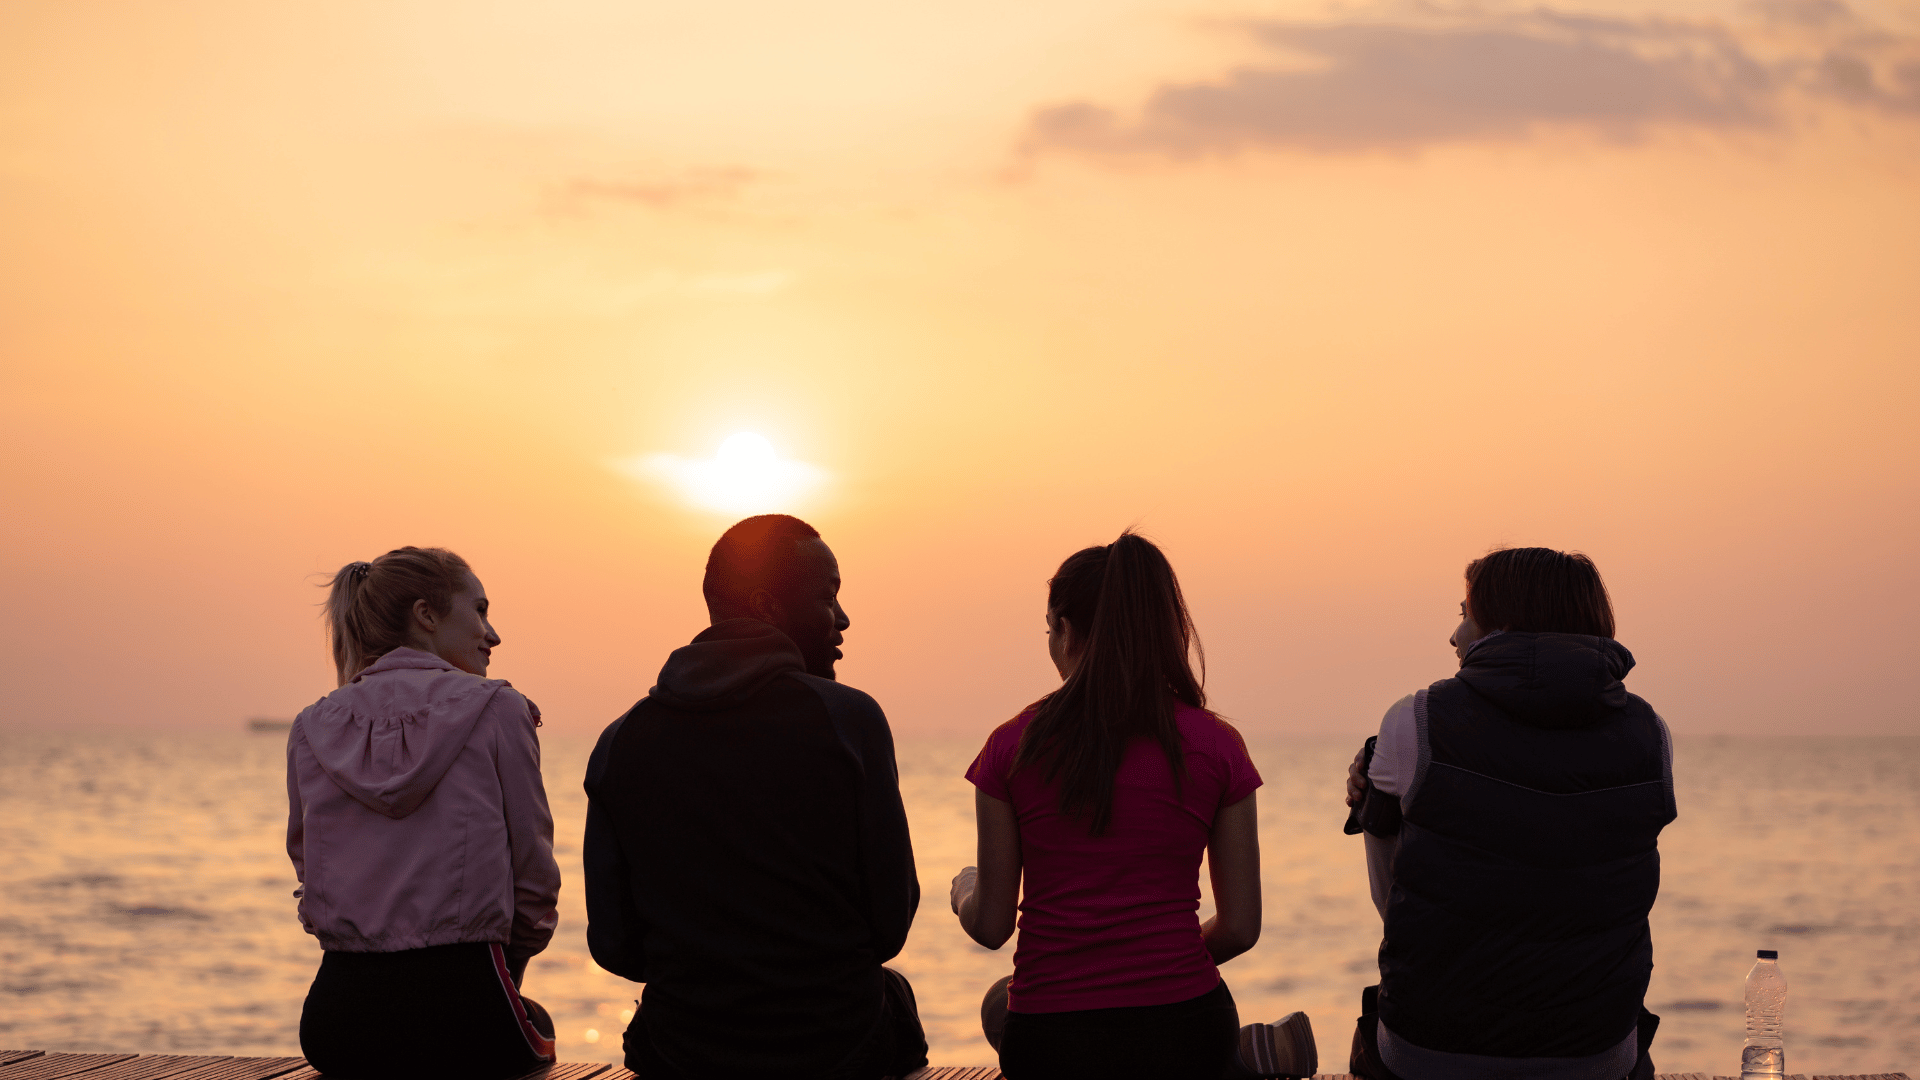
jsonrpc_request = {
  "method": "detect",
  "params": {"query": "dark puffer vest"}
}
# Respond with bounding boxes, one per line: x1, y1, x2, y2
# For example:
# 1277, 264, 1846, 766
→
1370, 632, 1675, 1059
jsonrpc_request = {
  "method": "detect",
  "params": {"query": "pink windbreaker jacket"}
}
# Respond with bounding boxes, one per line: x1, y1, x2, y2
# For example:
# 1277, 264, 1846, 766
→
286, 648, 560, 960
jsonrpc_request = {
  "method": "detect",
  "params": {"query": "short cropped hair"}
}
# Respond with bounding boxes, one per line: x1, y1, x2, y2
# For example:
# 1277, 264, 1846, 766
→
703, 514, 823, 611
1465, 547, 1616, 639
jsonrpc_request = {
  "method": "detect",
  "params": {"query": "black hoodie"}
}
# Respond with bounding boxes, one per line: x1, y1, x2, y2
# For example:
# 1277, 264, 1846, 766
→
1375, 632, 1676, 1061
583, 619, 919, 1078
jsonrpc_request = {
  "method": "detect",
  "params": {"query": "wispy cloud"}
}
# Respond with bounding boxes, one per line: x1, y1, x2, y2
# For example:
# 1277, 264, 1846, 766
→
560, 166, 760, 210
1021, 1, 1920, 155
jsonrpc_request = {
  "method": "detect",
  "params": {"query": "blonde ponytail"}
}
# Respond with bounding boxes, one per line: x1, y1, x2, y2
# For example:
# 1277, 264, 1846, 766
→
322, 547, 472, 685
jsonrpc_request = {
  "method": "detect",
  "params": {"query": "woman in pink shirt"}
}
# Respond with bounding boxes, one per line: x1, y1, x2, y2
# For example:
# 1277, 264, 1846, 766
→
949, 532, 1317, 1080
287, 547, 561, 1079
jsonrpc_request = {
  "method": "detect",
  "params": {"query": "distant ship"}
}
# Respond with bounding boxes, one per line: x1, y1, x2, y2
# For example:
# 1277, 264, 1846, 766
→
247, 717, 293, 733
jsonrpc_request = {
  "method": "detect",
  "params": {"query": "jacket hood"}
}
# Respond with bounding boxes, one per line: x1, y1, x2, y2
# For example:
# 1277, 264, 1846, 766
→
649, 618, 805, 712
1454, 631, 1637, 729
295, 647, 509, 819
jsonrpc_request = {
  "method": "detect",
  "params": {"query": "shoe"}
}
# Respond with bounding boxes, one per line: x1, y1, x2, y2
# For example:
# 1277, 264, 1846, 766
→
1237, 1010, 1317, 1079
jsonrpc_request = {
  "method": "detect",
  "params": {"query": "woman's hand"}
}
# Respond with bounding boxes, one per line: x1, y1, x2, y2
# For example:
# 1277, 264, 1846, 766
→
950, 865, 979, 915
1346, 746, 1368, 807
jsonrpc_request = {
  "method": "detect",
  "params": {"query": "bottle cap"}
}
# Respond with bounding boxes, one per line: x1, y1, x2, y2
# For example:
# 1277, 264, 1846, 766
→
1757, 949, 1778, 959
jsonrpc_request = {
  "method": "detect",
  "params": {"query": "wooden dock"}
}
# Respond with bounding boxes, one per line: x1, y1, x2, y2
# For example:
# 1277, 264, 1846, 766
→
0, 1052, 1907, 1080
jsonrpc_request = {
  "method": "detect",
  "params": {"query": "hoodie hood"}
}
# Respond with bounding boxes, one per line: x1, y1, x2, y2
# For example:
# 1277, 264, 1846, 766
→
294, 647, 509, 819
1454, 631, 1637, 729
649, 618, 806, 712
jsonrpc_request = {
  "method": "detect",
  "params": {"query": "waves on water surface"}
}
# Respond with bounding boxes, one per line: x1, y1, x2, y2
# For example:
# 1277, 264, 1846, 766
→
0, 730, 1915, 1075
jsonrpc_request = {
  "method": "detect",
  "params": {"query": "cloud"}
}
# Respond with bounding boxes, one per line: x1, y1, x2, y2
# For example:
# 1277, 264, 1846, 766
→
562, 166, 760, 209
1809, 49, 1920, 112
1022, 3, 1920, 155
1751, 0, 1920, 113
1749, 0, 1854, 28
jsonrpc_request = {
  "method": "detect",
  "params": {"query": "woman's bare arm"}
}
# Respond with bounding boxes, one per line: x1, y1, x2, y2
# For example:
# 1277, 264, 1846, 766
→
953, 789, 1022, 949
1202, 791, 1262, 965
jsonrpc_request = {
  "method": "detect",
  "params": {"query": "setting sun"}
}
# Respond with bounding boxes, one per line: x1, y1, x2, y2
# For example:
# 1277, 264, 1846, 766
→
622, 432, 827, 515
1, 1, 1916, 1074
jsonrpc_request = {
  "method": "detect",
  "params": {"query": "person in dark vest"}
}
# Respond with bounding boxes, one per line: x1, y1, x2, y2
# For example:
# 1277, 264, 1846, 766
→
582, 514, 927, 1080
1342, 547, 1675, 1080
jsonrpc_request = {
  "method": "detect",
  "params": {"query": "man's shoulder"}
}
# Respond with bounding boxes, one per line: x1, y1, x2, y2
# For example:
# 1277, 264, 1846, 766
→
783, 675, 901, 773
584, 700, 648, 793
785, 673, 886, 725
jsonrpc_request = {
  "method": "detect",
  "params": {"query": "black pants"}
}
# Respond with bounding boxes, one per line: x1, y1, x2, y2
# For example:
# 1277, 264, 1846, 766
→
1347, 986, 1658, 1080
300, 942, 555, 1080
625, 966, 929, 1080
984, 977, 1241, 1080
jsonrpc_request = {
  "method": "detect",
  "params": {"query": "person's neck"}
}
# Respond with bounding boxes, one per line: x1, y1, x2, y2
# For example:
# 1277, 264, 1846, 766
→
401, 637, 446, 662
709, 608, 778, 632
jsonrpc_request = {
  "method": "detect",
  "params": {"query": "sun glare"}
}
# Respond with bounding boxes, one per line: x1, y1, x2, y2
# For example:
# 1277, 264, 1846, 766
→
620, 432, 827, 514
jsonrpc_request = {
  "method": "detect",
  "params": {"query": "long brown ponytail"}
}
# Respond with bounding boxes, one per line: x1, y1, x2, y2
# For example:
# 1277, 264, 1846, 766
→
1011, 531, 1206, 835
322, 546, 472, 685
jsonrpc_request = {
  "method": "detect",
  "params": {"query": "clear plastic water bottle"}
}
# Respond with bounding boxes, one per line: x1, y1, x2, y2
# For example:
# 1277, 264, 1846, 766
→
1740, 949, 1787, 1079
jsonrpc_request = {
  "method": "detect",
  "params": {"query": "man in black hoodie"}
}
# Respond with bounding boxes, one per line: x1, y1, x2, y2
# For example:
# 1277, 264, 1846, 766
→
584, 515, 925, 1080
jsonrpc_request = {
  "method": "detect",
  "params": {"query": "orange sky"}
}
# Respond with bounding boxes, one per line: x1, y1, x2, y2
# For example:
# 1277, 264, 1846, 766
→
3, 0, 1916, 736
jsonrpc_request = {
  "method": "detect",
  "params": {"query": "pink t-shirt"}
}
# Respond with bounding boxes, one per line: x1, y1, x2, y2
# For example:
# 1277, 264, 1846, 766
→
965, 701, 1262, 1014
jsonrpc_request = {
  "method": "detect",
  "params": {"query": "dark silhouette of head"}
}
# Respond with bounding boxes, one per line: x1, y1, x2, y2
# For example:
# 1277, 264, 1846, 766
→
1465, 547, 1616, 638
703, 514, 849, 679
1013, 530, 1206, 835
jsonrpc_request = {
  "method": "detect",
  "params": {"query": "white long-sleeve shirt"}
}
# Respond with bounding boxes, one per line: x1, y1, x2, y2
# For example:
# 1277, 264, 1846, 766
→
1362, 692, 1419, 918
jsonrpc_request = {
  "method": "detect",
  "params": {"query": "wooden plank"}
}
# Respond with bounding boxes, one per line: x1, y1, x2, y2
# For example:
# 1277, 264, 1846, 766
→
506, 1064, 609, 1080
892, 1069, 1887, 1080
159, 1059, 305, 1080
281, 1061, 651, 1080
0, 1059, 1902, 1080
0, 1056, 136, 1080
1689, 1068, 1912, 1076
270, 1060, 611, 1080
889, 1071, 1906, 1080
65, 1058, 228, 1080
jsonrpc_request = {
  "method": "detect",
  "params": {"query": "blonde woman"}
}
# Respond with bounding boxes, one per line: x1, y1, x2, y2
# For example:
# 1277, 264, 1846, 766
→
287, 546, 560, 1079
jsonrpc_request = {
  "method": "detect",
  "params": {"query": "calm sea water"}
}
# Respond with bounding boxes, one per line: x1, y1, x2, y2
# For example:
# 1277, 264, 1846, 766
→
1, 730, 1914, 1076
